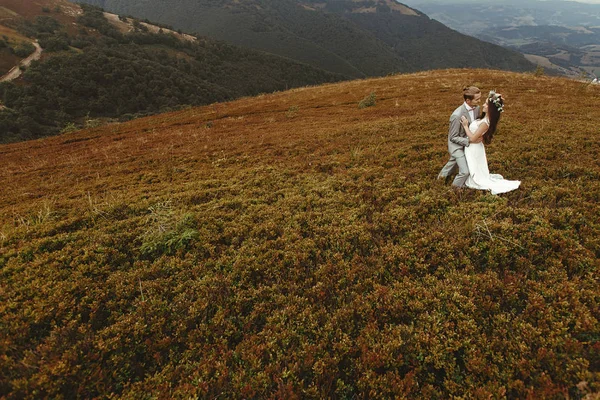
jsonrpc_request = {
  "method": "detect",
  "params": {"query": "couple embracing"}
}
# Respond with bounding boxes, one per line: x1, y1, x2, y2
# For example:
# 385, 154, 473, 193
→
438, 86, 520, 195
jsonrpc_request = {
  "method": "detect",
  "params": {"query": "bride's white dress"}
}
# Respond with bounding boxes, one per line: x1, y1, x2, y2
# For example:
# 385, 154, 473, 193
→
465, 118, 520, 195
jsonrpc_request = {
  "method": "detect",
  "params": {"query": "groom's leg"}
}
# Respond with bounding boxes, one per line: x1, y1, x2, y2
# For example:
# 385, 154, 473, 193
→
452, 156, 469, 187
438, 157, 457, 179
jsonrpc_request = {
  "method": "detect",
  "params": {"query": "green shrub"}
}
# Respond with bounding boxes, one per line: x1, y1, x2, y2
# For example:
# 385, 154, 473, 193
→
534, 65, 545, 77
286, 105, 299, 118
60, 122, 77, 134
39, 35, 70, 52
13, 42, 35, 58
140, 205, 200, 258
358, 92, 376, 109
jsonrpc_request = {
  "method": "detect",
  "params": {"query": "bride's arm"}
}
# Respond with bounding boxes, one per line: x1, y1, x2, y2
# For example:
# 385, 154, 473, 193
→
460, 117, 488, 142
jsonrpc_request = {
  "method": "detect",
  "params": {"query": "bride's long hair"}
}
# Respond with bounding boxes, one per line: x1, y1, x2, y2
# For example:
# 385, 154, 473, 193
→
480, 96, 503, 145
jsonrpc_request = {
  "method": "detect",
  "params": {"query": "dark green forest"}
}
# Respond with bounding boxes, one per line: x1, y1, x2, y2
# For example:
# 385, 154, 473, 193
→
0, 5, 343, 143
77, 0, 534, 77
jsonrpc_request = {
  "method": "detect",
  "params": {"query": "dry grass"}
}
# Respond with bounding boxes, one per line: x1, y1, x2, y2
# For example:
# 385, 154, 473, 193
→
0, 24, 27, 40
2, 68, 597, 216
0, 69, 599, 398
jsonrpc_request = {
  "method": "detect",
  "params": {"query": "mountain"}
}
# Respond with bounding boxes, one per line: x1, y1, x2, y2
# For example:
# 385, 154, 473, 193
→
0, 0, 344, 143
76, 0, 534, 77
1, 68, 599, 398
402, 0, 600, 35
478, 25, 600, 77
403, 0, 600, 77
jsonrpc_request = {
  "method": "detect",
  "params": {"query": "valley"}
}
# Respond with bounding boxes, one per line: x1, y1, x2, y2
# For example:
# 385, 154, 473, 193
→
404, 0, 600, 78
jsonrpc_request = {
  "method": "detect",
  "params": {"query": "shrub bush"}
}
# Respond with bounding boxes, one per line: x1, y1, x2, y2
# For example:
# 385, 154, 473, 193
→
13, 42, 35, 58
359, 91, 376, 109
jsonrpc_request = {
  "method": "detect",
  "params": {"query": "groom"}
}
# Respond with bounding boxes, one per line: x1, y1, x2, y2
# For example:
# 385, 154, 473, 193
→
438, 86, 483, 187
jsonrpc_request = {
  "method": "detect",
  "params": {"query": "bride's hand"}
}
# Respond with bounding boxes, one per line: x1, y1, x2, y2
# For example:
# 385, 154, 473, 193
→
460, 116, 469, 126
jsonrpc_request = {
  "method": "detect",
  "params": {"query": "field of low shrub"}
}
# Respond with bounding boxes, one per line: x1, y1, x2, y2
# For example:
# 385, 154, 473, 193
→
0, 69, 598, 398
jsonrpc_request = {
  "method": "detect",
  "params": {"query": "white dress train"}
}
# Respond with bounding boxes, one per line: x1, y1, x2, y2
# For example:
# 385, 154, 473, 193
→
464, 118, 520, 195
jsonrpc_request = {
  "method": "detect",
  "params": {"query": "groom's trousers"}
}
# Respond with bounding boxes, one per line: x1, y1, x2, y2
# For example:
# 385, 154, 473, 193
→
439, 155, 469, 187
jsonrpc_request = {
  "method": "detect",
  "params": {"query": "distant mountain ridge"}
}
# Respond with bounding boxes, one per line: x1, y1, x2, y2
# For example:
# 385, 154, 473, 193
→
403, 0, 600, 36
478, 25, 600, 77
403, 0, 600, 77
76, 0, 534, 77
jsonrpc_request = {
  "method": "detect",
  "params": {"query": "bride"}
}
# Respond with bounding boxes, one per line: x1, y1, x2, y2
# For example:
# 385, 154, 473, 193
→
460, 91, 520, 195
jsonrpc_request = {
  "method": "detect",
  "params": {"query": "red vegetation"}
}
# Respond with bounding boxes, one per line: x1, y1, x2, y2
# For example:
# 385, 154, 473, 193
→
0, 69, 599, 398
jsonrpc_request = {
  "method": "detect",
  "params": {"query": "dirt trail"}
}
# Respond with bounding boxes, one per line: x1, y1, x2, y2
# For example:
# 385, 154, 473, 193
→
0, 12, 195, 83
0, 41, 43, 82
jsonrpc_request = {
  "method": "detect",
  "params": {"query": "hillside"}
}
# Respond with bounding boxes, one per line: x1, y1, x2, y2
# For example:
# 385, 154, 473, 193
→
0, 0, 343, 143
77, 0, 534, 77
1, 69, 599, 398
0, 25, 36, 76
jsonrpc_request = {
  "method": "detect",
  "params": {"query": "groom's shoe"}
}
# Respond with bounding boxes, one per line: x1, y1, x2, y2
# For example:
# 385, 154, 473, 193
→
437, 174, 452, 185
451, 183, 466, 193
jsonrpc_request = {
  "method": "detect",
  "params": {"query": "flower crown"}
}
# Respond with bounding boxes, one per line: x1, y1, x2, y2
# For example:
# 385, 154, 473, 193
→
488, 90, 504, 113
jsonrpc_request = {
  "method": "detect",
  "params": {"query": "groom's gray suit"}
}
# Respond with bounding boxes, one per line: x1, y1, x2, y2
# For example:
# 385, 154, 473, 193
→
438, 103, 480, 187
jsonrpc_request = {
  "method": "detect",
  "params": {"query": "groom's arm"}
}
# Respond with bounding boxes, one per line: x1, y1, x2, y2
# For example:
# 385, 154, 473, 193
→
449, 115, 470, 147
